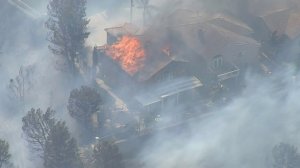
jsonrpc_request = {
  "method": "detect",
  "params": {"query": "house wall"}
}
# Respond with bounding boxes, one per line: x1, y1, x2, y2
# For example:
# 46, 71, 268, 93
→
250, 16, 271, 42
93, 48, 136, 91
189, 55, 211, 84
139, 86, 203, 116
107, 33, 118, 45
222, 42, 260, 67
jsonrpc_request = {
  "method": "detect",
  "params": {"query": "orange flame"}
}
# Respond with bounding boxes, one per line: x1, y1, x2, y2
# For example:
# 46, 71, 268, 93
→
106, 36, 145, 75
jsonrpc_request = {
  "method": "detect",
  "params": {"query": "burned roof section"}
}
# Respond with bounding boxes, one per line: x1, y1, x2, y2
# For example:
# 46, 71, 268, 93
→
94, 9, 261, 83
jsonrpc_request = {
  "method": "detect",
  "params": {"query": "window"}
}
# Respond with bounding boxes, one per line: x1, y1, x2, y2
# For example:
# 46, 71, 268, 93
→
167, 72, 174, 80
155, 71, 173, 82
212, 55, 223, 69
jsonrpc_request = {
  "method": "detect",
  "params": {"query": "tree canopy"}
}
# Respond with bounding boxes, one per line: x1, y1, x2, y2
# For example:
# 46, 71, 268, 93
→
68, 86, 102, 125
273, 143, 300, 168
0, 139, 11, 168
22, 108, 56, 156
93, 141, 124, 168
44, 121, 83, 168
46, 0, 90, 77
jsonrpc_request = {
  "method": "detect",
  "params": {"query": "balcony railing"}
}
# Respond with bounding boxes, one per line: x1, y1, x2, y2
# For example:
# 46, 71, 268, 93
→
217, 67, 240, 81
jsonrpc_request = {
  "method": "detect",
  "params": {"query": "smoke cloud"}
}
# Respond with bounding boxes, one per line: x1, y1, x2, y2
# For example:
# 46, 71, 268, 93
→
1, 0, 300, 168
136, 69, 300, 168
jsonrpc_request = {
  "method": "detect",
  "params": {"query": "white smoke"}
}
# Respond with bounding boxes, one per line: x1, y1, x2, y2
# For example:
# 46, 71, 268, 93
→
1, 0, 300, 168
136, 67, 300, 168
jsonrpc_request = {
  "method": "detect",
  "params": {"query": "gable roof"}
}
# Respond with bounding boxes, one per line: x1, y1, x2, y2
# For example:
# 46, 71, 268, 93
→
162, 9, 259, 60
172, 22, 259, 61
245, 0, 294, 35
165, 9, 208, 26
134, 49, 173, 82
259, 8, 291, 35
95, 39, 187, 82
247, 0, 289, 16
105, 23, 143, 37
207, 13, 254, 37
99, 10, 259, 82
285, 11, 300, 39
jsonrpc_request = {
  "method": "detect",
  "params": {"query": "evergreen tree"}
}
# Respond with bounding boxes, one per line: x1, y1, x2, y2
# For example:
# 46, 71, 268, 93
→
0, 139, 11, 168
68, 86, 102, 126
22, 108, 56, 156
68, 86, 102, 143
93, 141, 124, 168
46, 0, 90, 77
273, 143, 300, 168
44, 121, 83, 168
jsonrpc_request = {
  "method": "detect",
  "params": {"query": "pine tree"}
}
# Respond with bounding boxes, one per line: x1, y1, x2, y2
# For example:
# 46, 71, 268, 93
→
93, 141, 124, 168
46, 0, 90, 78
68, 86, 102, 126
22, 108, 56, 156
68, 86, 102, 143
0, 139, 11, 168
44, 121, 83, 168
273, 143, 300, 168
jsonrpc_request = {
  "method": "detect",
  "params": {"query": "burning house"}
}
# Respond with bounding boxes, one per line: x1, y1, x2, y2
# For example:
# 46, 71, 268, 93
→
92, 9, 261, 114
93, 23, 204, 113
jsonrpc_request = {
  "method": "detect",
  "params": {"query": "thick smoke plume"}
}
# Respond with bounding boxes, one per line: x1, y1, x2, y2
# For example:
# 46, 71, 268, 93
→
0, 0, 300, 168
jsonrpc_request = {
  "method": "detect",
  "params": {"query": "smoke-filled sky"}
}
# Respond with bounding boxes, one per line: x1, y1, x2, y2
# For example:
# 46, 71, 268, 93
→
0, 0, 300, 167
